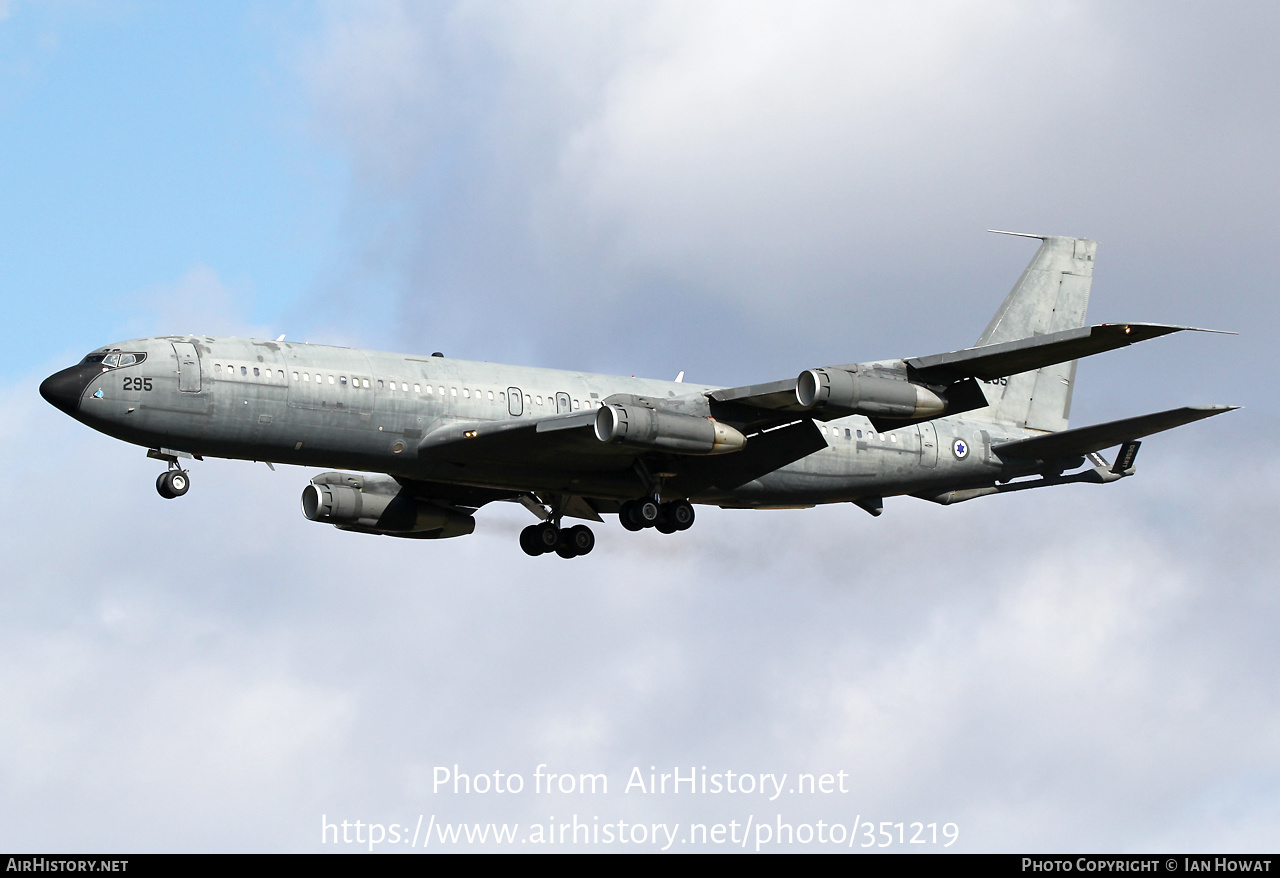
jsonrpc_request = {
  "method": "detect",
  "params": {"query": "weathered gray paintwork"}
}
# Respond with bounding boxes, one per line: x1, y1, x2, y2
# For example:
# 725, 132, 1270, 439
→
40, 233, 1236, 556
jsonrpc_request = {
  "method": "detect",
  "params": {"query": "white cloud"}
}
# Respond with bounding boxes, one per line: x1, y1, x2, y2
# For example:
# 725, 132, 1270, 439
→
5, 0, 1273, 852
7, 367, 1277, 848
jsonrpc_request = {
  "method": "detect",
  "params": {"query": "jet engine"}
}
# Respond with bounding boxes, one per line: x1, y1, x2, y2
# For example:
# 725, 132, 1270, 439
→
301, 473, 475, 539
796, 368, 946, 419
595, 404, 746, 454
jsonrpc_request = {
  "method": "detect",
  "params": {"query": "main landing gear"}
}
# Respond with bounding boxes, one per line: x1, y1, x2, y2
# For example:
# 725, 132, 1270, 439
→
520, 521, 596, 559
619, 498, 694, 534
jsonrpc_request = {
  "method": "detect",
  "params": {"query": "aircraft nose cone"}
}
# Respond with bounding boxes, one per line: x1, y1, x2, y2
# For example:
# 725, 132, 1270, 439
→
40, 366, 91, 415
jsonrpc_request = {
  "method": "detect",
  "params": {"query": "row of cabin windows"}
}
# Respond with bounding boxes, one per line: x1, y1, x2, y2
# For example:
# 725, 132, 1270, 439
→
820, 425, 897, 443
212, 363, 603, 413
214, 363, 284, 380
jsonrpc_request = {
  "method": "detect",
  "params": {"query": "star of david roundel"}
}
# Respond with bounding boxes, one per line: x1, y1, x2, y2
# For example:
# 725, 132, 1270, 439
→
952, 437, 969, 460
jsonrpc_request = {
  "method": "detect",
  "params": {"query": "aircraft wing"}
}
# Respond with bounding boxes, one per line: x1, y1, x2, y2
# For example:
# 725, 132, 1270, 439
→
905, 323, 1227, 382
992, 405, 1238, 460
708, 379, 807, 418
417, 409, 612, 467
706, 323, 1227, 430
416, 406, 827, 494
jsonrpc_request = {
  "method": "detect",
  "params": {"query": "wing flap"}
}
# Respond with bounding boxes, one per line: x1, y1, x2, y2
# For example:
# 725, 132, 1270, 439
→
993, 405, 1238, 460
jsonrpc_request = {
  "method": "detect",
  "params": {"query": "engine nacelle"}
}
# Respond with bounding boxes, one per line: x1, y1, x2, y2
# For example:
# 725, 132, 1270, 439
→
301, 476, 475, 539
796, 368, 946, 419
595, 404, 746, 454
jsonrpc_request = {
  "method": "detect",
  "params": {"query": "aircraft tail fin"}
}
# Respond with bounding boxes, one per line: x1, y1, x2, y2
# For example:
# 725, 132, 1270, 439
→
973, 231, 1097, 432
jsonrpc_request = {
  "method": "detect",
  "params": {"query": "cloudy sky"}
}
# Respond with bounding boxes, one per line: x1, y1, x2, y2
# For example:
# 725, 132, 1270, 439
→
2, 0, 1277, 852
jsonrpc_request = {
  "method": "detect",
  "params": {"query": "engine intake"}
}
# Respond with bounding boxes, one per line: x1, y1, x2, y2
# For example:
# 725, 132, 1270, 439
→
796, 368, 946, 419
595, 404, 746, 455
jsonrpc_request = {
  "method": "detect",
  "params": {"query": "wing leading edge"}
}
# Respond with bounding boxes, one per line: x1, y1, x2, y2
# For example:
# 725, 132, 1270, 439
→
905, 323, 1230, 383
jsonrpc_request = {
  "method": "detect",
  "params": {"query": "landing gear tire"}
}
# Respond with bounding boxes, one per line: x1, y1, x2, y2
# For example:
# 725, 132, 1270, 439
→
667, 500, 694, 531
619, 500, 644, 531
520, 524, 543, 556
564, 524, 595, 556
534, 522, 560, 553
624, 498, 660, 529
156, 470, 189, 499
555, 525, 595, 558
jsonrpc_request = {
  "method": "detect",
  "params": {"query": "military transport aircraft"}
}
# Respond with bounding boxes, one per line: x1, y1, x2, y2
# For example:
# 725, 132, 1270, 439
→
41, 232, 1235, 558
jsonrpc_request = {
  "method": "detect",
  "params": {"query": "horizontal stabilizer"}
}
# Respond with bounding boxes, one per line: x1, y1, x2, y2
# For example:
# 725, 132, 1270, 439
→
993, 405, 1238, 460
906, 323, 1230, 383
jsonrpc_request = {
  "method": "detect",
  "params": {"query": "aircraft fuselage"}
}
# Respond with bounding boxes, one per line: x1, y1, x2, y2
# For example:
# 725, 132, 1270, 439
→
41, 334, 1034, 509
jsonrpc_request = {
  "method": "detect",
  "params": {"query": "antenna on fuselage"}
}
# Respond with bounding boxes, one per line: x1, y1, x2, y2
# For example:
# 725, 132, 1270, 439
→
276, 334, 286, 342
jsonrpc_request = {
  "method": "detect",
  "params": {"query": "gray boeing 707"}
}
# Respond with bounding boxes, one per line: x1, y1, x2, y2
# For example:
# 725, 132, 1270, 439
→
40, 232, 1236, 558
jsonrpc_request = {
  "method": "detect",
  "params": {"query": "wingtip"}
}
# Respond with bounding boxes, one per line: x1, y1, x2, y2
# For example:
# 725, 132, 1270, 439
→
1108, 322, 1238, 336
1166, 325, 1238, 335
987, 229, 1047, 240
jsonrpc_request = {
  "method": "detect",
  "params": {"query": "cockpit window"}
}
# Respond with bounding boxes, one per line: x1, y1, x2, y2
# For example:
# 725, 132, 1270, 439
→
83, 352, 146, 368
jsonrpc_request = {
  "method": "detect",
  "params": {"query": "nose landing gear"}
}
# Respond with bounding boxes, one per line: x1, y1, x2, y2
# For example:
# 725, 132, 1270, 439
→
148, 448, 196, 499
155, 468, 190, 499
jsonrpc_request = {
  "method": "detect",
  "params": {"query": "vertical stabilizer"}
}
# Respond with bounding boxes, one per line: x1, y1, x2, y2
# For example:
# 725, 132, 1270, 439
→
974, 232, 1096, 432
